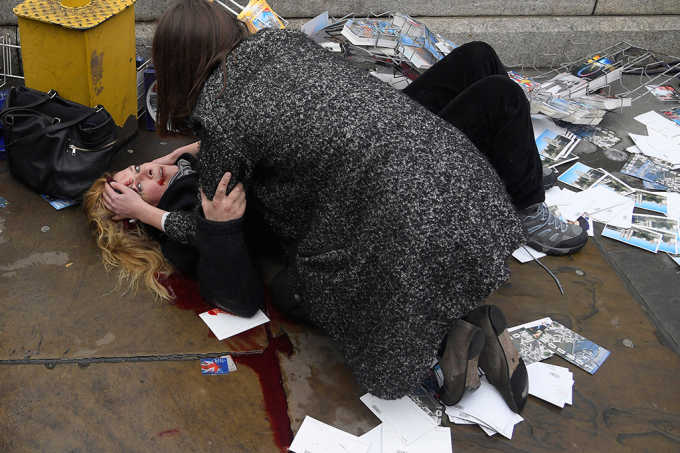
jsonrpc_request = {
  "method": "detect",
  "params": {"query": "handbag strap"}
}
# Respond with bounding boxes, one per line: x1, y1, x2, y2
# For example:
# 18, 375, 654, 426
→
5, 105, 105, 149
0, 89, 58, 120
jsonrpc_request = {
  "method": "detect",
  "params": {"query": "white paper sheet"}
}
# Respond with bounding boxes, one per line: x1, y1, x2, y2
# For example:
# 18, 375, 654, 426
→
512, 245, 546, 263
289, 416, 371, 453
509, 317, 554, 333
381, 425, 453, 453
531, 114, 568, 139
198, 308, 269, 341
527, 363, 574, 408
629, 133, 680, 165
359, 425, 382, 453
445, 378, 523, 439
360, 394, 437, 445
635, 111, 680, 138
589, 199, 635, 228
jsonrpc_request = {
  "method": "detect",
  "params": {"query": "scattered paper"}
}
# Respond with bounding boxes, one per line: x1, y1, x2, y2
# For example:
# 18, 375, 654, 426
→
526, 321, 611, 374
200, 355, 237, 375
602, 224, 662, 253
289, 416, 370, 453
41, 194, 77, 210
527, 362, 574, 408
199, 308, 269, 341
381, 424, 452, 453
512, 245, 546, 263
360, 394, 437, 445
359, 425, 382, 453
558, 162, 607, 191
445, 377, 523, 439
634, 111, 680, 138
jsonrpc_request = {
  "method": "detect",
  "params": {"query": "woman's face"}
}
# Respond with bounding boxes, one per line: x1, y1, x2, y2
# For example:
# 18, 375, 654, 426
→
113, 162, 179, 206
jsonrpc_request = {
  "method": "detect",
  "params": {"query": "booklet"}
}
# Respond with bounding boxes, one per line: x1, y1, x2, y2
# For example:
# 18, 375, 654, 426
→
660, 107, 680, 127
508, 70, 541, 93
647, 85, 680, 103
557, 123, 622, 149
41, 194, 78, 210
570, 54, 623, 92
525, 321, 610, 374
540, 72, 589, 99
577, 93, 631, 110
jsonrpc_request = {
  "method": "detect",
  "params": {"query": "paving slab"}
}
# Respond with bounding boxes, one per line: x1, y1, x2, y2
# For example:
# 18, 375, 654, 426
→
0, 360, 277, 452
0, 131, 267, 363
595, 0, 680, 16
280, 240, 680, 450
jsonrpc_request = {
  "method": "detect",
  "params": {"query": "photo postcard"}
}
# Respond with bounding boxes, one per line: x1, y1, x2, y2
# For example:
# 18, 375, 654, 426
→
526, 322, 611, 374
558, 162, 607, 191
601, 224, 662, 253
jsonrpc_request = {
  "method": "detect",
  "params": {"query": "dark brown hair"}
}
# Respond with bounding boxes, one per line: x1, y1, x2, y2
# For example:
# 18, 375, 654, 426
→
152, 0, 249, 137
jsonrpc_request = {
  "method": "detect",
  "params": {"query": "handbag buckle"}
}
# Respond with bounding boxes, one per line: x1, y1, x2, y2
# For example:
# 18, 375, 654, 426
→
47, 90, 57, 99
5, 115, 13, 126
94, 105, 103, 113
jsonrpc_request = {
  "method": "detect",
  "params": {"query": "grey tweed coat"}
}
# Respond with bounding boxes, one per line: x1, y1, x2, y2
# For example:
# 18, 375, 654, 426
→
166, 28, 526, 399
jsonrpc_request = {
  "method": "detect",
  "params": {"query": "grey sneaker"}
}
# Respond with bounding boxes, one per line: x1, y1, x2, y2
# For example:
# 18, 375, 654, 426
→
519, 202, 587, 255
542, 166, 558, 190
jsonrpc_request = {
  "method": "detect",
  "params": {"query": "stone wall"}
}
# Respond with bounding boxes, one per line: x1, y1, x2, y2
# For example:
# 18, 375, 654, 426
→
0, 0, 679, 71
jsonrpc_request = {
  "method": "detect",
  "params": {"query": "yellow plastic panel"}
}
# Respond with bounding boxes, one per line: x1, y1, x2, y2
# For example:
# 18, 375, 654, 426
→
14, 0, 136, 30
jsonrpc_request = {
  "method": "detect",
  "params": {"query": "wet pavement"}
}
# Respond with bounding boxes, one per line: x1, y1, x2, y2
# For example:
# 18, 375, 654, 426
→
1, 73, 680, 451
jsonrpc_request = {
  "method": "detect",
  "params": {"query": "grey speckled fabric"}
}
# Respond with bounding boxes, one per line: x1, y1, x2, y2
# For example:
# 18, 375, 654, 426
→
170, 28, 526, 399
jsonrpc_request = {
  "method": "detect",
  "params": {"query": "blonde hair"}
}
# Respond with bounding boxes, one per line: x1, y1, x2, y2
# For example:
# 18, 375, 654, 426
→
83, 175, 174, 300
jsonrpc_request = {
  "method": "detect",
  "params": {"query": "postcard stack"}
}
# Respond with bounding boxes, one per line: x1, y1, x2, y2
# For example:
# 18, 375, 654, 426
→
301, 11, 457, 88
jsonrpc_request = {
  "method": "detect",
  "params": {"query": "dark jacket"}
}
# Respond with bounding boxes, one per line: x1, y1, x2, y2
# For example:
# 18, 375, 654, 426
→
166, 29, 526, 399
148, 154, 263, 317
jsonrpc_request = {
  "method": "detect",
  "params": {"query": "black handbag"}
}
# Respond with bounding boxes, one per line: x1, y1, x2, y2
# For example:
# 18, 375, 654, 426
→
0, 86, 118, 199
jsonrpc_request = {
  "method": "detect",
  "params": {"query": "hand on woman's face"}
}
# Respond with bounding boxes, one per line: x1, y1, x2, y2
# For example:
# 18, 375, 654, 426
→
113, 162, 179, 207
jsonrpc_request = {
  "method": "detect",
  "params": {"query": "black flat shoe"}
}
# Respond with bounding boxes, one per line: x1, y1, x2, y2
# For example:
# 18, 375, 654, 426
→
438, 320, 486, 406
464, 304, 529, 414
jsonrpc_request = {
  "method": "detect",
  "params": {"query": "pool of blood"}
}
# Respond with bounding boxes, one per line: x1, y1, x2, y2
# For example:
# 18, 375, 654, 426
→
158, 273, 295, 451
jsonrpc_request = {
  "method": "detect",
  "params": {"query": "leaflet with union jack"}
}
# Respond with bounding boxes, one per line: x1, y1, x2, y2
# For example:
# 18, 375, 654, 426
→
201, 356, 237, 375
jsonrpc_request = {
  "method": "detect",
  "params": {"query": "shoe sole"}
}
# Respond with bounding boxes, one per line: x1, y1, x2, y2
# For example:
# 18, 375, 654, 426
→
466, 305, 529, 414
439, 323, 485, 406
527, 237, 587, 256
487, 306, 528, 414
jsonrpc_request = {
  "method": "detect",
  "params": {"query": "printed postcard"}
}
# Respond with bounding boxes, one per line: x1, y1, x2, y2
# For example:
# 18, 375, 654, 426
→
41, 194, 78, 210
510, 328, 555, 366
632, 213, 679, 238
200, 356, 237, 375
593, 172, 635, 195
660, 107, 680, 127
647, 85, 680, 103
602, 224, 662, 253
558, 162, 607, 191
629, 190, 669, 214
527, 322, 611, 374
620, 154, 680, 192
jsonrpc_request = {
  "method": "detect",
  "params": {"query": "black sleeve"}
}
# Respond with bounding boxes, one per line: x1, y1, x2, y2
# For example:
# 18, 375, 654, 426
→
194, 208, 264, 317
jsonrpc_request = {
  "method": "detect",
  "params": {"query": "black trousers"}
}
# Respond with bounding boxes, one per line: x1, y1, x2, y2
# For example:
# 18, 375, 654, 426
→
403, 41, 545, 210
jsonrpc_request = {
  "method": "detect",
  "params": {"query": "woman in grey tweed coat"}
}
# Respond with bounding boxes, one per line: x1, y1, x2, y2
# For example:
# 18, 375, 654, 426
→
151, 0, 527, 400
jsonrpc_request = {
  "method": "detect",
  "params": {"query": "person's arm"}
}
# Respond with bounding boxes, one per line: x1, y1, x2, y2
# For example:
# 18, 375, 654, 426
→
195, 173, 263, 317
152, 141, 201, 166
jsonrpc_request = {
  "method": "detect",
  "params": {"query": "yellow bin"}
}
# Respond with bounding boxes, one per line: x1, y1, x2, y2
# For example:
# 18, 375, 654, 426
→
14, 0, 137, 137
